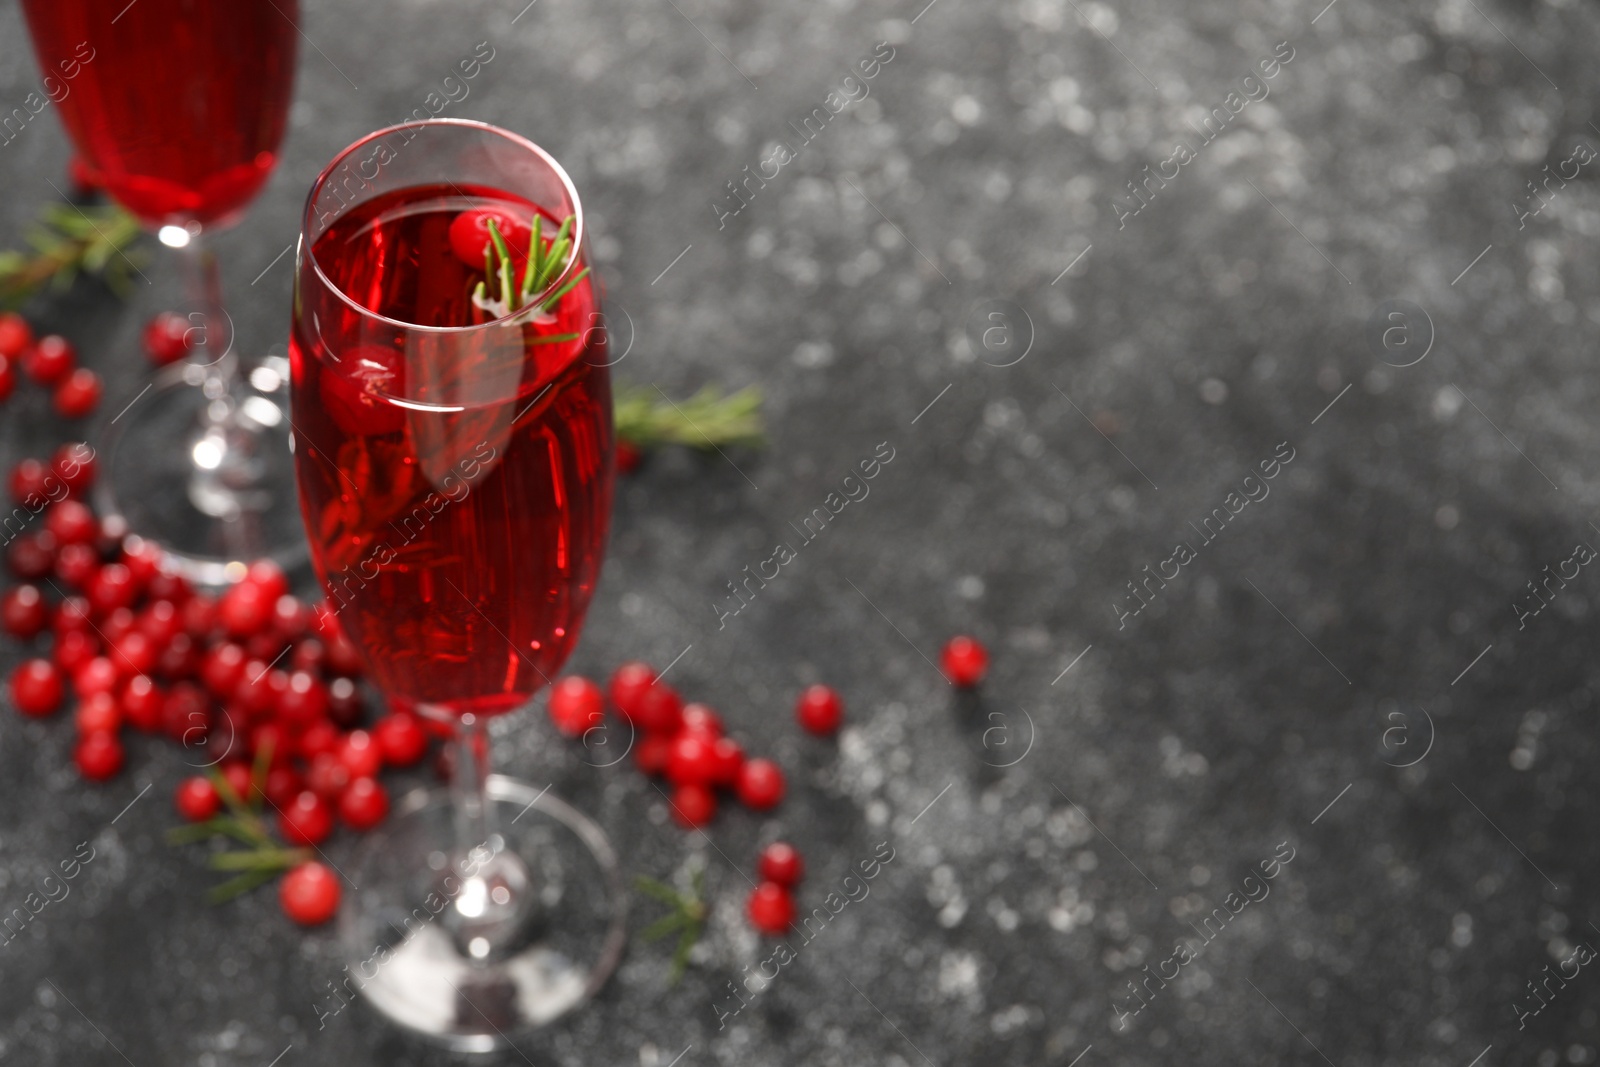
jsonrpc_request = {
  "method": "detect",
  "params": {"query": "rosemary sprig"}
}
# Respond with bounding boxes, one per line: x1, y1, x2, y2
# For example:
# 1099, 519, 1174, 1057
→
471, 214, 590, 324
635, 868, 708, 985
0, 202, 142, 307
165, 739, 311, 903
614, 383, 765, 451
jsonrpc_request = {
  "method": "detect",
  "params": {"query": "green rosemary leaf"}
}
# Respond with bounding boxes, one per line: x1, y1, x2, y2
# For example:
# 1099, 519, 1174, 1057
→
525, 332, 580, 346
633, 875, 683, 905
613, 383, 766, 450
209, 847, 310, 872
206, 866, 280, 905
537, 266, 590, 313
641, 911, 689, 942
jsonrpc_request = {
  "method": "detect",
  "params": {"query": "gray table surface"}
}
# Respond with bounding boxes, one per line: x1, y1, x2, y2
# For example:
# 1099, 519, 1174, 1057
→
3, 0, 1600, 1063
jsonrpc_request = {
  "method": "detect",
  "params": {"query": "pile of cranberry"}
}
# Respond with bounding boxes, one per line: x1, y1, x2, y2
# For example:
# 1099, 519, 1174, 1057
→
0, 313, 104, 419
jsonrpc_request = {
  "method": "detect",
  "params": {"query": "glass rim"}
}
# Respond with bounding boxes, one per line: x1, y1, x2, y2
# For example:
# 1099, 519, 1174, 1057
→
298, 117, 586, 336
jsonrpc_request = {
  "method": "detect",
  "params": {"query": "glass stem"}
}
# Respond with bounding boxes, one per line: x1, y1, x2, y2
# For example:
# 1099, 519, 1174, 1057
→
452, 712, 497, 861
169, 228, 239, 404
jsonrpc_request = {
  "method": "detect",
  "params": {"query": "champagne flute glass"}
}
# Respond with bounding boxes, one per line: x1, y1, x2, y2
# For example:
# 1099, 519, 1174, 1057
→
20, 0, 303, 584
289, 119, 624, 1049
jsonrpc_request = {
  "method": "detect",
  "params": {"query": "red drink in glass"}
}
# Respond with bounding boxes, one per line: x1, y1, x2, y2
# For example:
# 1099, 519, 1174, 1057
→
290, 184, 612, 717
20, 0, 298, 226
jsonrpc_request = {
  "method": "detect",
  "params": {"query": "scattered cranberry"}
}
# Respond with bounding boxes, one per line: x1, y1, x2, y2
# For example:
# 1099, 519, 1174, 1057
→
122, 675, 165, 732
374, 712, 427, 766
737, 758, 785, 810
88, 562, 139, 614
633, 682, 684, 734
276, 670, 328, 726
747, 881, 795, 935
1, 584, 48, 639
667, 733, 720, 786
54, 629, 98, 674
123, 539, 167, 589
46, 500, 97, 545
138, 599, 183, 646
0, 311, 32, 359
10, 659, 64, 717
796, 684, 844, 735
52, 443, 95, 496
237, 665, 289, 717
220, 761, 255, 804
23, 334, 75, 385
280, 861, 341, 926
182, 594, 217, 637
608, 661, 656, 719
710, 736, 745, 785
758, 842, 805, 886
110, 630, 157, 677
54, 596, 93, 635
8, 531, 57, 578
940, 635, 989, 687
250, 721, 293, 765
101, 607, 138, 643
163, 684, 210, 745
75, 691, 122, 735
306, 751, 351, 800
548, 675, 603, 737
271, 595, 307, 640
73, 656, 120, 699
156, 632, 200, 679
337, 729, 382, 779
339, 776, 389, 830
278, 789, 334, 845
218, 579, 273, 637
671, 783, 716, 828
298, 721, 341, 760
264, 765, 303, 807
9, 458, 52, 506
53, 368, 102, 419
0, 353, 12, 402
142, 311, 194, 366
634, 732, 672, 776
326, 675, 363, 726
174, 776, 221, 822
74, 731, 123, 781
679, 703, 723, 738
200, 642, 247, 697
323, 631, 365, 676
54, 542, 99, 588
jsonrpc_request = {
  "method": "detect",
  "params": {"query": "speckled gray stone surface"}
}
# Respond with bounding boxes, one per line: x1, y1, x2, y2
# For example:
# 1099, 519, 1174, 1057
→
3, 0, 1600, 1063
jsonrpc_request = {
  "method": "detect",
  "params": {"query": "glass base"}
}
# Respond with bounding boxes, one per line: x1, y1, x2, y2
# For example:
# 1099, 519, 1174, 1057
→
92, 356, 306, 586
338, 775, 626, 1052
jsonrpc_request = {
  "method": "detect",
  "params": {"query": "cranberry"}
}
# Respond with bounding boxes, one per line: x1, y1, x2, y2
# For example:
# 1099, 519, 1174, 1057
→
156, 632, 200, 679
608, 661, 656, 718
679, 703, 723, 738
324, 631, 365, 676
218, 579, 273, 637
339, 776, 389, 830
200, 642, 247, 697
737, 758, 785, 810
280, 861, 341, 926
88, 563, 138, 615
747, 881, 795, 935
8, 531, 57, 578
104, 608, 139, 644
10, 658, 64, 716
548, 675, 603, 737
109, 630, 157, 676
310, 600, 342, 640
940, 635, 989, 687
796, 684, 844, 735
75, 691, 121, 734
448, 207, 533, 270
298, 720, 341, 760
174, 776, 221, 822
138, 600, 183, 646
220, 761, 255, 804
276, 670, 328, 726
710, 736, 745, 785
671, 782, 716, 828
264, 765, 303, 807
54, 596, 93, 635
634, 732, 672, 776
53, 542, 98, 589
182, 595, 217, 637
758, 842, 805, 886
326, 676, 363, 727
667, 733, 720, 786
374, 712, 427, 766
271, 595, 307, 640
46, 500, 97, 546
120, 538, 164, 587
2, 584, 48, 638
142, 311, 193, 366
53, 368, 102, 418
53, 629, 98, 674
73, 656, 120, 698
162, 683, 210, 745
245, 559, 289, 601
51, 443, 96, 496
237, 665, 289, 717
0, 311, 32, 358
290, 637, 326, 674
74, 731, 123, 781
0, 353, 12, 402
337, 729, 382, 778
121, 675, 165, 732
250, 721, 293, 765
145, 566, 190, 604
305, 751, 351, 800
23, 334, 75, 385
95, 514, 128, 557
279, 790, 334, 845
10, 458, 53, 506
633, 682, 684, 734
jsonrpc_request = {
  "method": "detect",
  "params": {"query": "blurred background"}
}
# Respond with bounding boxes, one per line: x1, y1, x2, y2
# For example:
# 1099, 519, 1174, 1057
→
2, 0, 1600, 1063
